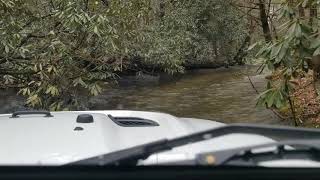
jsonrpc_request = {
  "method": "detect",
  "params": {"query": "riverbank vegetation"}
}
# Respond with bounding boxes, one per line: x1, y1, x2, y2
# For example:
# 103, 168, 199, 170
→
253, 0, 320, 127
0, 0, 247, 110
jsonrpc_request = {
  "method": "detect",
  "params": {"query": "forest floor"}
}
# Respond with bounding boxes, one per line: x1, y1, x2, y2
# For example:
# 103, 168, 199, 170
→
273, 70, 320, 128
292, 73, 320, 127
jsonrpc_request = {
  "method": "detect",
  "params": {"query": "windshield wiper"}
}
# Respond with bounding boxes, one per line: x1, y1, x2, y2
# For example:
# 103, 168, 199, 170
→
196, 140, 320, 166
68, 124, 320, 166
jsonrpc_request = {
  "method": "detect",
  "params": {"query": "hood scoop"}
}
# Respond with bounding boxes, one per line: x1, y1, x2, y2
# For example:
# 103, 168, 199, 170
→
108, 115, 159, 127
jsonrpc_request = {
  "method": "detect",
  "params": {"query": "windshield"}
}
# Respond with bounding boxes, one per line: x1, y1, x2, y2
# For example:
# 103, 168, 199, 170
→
1, 0, 320, 168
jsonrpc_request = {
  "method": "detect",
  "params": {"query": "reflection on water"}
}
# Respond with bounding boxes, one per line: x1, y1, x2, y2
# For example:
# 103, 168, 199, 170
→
90, 65, 286, 125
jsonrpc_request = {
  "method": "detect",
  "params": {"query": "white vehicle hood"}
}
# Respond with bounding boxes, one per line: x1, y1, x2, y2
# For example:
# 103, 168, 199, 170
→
0, 110, 276, 165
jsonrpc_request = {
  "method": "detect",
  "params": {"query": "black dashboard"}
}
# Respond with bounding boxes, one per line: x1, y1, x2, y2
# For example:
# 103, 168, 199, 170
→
0, 166, 319, 180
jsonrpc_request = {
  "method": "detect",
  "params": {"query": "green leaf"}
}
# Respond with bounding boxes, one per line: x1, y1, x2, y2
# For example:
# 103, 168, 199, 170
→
267, 60, 274, 70
270, 43, 282, 59
295, 23, 302, 38
48, 30, 55, 36
26, 94, 42, 107
274, 92, 284, 109
45, 86, 59, 96
275, 45, 287, 64
266, 91, 275, 108
288, 22, 297, 37
45, 86, 53, 94
73, 77, 87, 87
300, 23, 312, 34
93, 26, 100, 37
302, 0, 309, 8
258, 88, 273, 98
310, 39, 320, 49
89, 84, 102, 96
256, 43, 272, 57
313, 47, 320, 56
248, 42, 258, 51
18, 88, 30, 96
4, 45, 9, 53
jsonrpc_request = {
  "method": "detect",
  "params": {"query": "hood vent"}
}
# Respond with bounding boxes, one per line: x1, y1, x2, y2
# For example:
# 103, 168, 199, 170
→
108, 115, 159, 127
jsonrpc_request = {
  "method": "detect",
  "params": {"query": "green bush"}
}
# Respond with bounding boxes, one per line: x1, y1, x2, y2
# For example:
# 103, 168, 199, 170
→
0, 0, 246, 110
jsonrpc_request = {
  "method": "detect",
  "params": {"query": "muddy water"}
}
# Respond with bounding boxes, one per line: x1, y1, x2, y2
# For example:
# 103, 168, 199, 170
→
90, 65, 286, 125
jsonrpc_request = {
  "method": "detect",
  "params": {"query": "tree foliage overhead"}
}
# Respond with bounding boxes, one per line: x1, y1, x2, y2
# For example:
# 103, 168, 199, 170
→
0, 0, 246, 110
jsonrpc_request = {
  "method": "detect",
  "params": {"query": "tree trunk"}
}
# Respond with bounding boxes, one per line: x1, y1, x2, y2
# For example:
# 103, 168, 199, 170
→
298, 4, 305, 17
258, 0, 272, 42
233, 35, 251, 65
309, 4, 317, 25
159, 0, 165, 18
233, 19, 256, 65
213, 40, 218, 58
308, 4, 319, 80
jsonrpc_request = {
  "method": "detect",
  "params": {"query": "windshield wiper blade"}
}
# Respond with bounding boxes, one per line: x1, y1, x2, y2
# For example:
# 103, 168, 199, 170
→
68, 124, 320, 166
196, 140, 320, 166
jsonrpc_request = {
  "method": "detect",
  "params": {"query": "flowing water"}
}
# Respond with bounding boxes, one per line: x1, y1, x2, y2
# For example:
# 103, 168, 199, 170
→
89, 65, 288, 125
0, 65, 288, 125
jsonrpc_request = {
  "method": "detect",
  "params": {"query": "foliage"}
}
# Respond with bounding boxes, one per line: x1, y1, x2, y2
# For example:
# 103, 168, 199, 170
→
0, 0, 246, 110
1, 0, 124, 110
139, 0, 247, 72
255, 0, 320, 125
